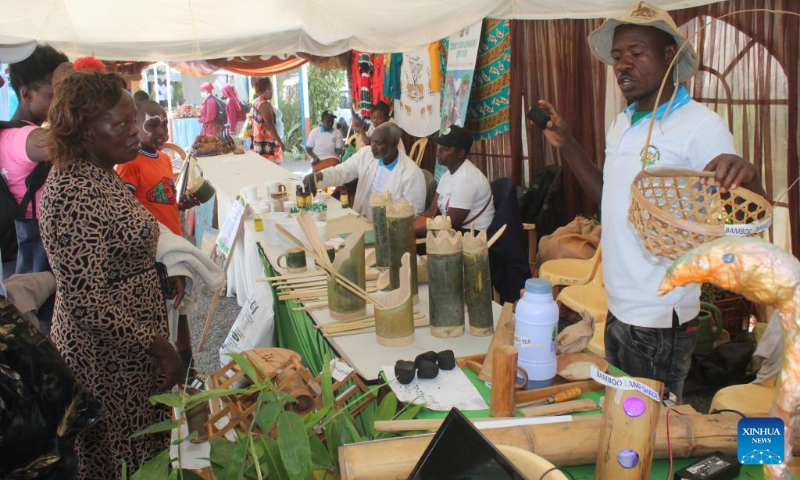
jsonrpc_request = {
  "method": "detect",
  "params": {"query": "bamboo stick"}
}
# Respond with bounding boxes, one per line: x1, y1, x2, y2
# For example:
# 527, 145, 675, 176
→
374, 417, 516, 433
519, 398, 599, 417
479, 303, 514, 382
463, 232, 493, 336
490, 345, 518, 418
276, 223, 385, 309
338, 413, 782, 480
323, 319, 429, 338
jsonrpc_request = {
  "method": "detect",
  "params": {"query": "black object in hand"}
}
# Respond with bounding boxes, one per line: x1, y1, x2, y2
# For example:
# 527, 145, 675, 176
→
527, 105, 551, 130
302, 173, 316, 193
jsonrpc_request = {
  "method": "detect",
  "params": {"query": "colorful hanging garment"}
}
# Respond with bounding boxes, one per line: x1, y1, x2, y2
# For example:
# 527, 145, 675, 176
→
351, 51, 393, 118
383, 53, 403, 100
393, 46, 442, 138
465, 19, 511, 141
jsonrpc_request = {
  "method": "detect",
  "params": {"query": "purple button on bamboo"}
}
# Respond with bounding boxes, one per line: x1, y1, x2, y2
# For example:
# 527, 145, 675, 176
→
618, 449, 640, 469
623, 397, 646, 417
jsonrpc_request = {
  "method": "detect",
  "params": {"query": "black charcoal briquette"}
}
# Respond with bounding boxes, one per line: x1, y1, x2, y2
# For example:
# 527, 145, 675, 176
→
437, 350, 456, 370
414, 351, 438, 369
394, 360, 415, 384
417, 359, 439, 379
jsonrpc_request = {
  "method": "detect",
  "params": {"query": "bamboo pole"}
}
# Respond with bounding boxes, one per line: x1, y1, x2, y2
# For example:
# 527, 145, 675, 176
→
386, 199, 418, 302
490, 345, 518, 417
370, 192, 391, 269
328, 230, 367, 320
519, 398, 598, 417
427, 230, 464, 337
463, 232, 493, 336
338, 413, 789, 480
596, 378, 663, 479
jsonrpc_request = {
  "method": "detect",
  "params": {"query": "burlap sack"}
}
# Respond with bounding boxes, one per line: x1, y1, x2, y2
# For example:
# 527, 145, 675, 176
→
537, 216, 601, 264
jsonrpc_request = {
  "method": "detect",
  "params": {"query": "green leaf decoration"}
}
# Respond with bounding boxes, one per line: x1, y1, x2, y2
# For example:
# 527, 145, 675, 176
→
209, 437, 237, 472
129, 420, 180, 440
149, 392, 183, 408
254, 401, 282, 434
176, 470, 206, 480
221, 435, 249, 480
184, 387, 253, 410
278, 411, 313, 479
308, 433, 334, 470
131, 449, 170, 480
261, 437, 291, 480
340, 413, 364, 443
370, 392, 397, 437
226, 352, 262, 385
302, 406, 331, 431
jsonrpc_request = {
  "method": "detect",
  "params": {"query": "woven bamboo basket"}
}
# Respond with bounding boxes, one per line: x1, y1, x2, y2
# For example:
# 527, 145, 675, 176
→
628, 167, 772, 260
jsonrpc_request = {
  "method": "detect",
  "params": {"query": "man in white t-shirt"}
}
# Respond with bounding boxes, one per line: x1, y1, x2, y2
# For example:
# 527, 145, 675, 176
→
538, 2, 764, 401
416, 125, 494, 235
307, 110, 344, 163
303, 122, 425, 220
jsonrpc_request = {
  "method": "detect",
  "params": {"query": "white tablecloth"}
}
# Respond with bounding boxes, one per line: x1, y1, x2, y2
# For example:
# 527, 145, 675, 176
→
198, 151, 300, 305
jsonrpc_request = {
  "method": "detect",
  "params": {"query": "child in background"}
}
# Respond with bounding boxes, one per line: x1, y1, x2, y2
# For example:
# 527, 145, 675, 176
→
116, 99, 201, 382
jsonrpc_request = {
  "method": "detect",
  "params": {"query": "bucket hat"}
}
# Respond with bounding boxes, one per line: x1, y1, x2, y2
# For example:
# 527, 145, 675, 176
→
588, 1, 698, 83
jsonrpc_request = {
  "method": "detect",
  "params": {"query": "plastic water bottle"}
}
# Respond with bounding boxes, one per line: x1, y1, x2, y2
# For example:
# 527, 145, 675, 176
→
514, 278, 559, 388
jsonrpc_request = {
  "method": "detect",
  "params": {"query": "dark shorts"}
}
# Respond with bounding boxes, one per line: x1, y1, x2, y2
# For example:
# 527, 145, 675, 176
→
604, 310, 699, 402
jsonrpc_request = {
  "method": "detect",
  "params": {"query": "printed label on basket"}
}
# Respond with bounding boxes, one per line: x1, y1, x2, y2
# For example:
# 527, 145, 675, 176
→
590, 365, 661, 403
724, 218, 771, 236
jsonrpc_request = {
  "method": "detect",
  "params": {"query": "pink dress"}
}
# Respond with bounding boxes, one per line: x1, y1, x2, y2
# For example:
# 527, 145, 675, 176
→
0, 124, 42, 219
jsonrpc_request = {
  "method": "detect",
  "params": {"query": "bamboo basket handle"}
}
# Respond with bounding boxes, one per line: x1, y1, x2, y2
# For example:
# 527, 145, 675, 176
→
641, 8, 800, 172
644, 167, 715, 179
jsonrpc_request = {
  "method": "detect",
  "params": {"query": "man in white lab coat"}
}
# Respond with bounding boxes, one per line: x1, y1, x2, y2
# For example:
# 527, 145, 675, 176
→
303, 122, 426, 220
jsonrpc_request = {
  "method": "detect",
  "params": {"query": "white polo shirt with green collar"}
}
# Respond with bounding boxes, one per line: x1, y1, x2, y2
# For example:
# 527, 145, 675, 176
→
601, 86, 736, 328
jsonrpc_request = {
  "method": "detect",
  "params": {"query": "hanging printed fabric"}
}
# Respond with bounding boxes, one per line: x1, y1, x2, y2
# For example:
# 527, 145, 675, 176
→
465, 19, 511, 141
351, 51, 392, 118
440, 21, 482, 133
393, 46, 442, 138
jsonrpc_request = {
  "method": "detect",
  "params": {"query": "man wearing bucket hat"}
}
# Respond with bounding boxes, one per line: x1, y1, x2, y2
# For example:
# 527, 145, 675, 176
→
537, 1, 764, 401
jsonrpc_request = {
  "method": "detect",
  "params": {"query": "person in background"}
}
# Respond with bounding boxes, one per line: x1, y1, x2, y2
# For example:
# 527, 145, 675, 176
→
306, 110, 344, 164
220, 83, 245, 136
539, 1, 763, 401
251, 77, 284, 163
115, 99, 200, 383
40, 70, 183, 479
198, 82, 223, 135
304, 122, 425, 220
0, 45, 69, 333
416, 125, 494, 236
133, 89, 150, 103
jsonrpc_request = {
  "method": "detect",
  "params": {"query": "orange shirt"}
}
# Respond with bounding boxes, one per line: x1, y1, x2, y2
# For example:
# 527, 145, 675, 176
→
116, 149, 181, 235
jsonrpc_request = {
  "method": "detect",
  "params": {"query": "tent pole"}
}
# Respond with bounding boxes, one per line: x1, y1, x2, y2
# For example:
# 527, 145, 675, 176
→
272, 74, 279, 109
166, 65, 174, 144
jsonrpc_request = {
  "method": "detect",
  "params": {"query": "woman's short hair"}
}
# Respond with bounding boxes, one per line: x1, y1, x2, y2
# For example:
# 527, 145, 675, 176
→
8, 44, 69, 96
46, 70, 128, 169
254, 77, 272, 94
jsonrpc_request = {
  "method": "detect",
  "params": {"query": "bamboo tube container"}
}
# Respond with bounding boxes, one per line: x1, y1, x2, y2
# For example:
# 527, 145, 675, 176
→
374, 252, 415, 346
595, 378, 663, 479
387, 199, 418, 303
327, 229, 367, 320
426, 215, 452, 234
463, 231, 493, 336
426, 230, 464, 337
338, 412, 777, 480
370, 192, 391, 269
490, 345, 518, 417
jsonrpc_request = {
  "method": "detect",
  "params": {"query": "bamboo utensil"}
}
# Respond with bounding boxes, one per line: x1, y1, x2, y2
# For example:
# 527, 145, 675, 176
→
463, 231, 493, 336
370, 192, 391, 269
374, 252, 415, 346
427, 230, 465, 338
516, 387, 582, 408
519, 398, 599, 417
386, 199, 418, 302
479, 303, 514, 382
490, 345, 519, 417
327, 229, 367, 320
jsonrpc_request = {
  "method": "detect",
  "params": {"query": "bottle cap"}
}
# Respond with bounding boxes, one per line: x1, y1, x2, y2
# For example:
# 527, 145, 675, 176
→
525, 278, 552, 294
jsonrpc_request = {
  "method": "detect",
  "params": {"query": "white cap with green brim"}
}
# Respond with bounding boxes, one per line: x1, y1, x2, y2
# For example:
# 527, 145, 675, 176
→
587, 1, 699, 83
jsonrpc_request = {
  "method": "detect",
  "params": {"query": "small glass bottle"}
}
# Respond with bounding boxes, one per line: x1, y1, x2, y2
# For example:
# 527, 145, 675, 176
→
296, 185, 306, 208
254, 214, 263, 232
340, 189, 350, 209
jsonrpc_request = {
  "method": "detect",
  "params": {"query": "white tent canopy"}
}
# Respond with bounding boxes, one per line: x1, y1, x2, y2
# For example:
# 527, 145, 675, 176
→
0, 0, 722, 61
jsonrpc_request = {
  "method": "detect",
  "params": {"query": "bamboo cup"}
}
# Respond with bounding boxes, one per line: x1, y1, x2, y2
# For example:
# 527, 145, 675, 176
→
374, 252, 415, 346
328, 229, 367, 320
426, 230, 464, 337
463, 232, 493, 336
370, 192, 391, 269
386, 199, 418, 303
426, 215, 452, 234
